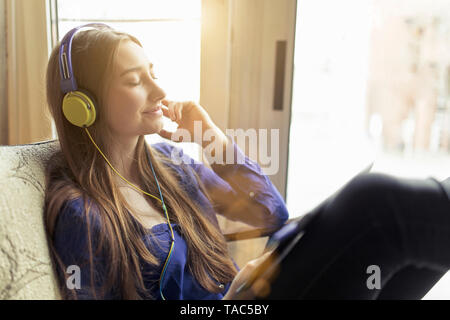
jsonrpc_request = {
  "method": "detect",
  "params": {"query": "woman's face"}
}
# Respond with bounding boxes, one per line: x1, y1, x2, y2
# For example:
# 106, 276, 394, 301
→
104, 40, 166, 138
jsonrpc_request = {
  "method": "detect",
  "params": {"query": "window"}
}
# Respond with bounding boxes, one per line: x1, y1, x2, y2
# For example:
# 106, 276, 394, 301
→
287, 0, 450, 217
286, 0, 450, 299
49, 0, 202, 143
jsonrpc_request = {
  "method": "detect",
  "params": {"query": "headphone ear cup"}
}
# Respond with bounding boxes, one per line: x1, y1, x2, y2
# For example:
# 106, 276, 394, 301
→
62, 89, 97, 127
77, 89, 98, 108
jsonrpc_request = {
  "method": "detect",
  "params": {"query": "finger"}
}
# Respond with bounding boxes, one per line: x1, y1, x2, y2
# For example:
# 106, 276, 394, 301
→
258, 251, 273, 261
170, 103, 178, 122
158, 129, 173, 140
169, 102, 178, 121
161, 104, 170, 118
175, 102, 183, 122
167, 103, 173, 121
162, 100, 176, 121
247, 251, 272, 267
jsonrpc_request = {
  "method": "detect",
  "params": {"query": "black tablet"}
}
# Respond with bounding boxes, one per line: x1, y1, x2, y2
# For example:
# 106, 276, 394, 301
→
233, 211, 318, 299
232, 162, 374, 299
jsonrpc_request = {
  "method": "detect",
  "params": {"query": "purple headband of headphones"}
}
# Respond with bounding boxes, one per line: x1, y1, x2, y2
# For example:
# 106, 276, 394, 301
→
58, 23, 111, 94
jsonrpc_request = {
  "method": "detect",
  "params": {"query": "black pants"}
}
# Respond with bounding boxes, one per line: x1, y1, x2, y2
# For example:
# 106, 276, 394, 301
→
266, 173, 450, 299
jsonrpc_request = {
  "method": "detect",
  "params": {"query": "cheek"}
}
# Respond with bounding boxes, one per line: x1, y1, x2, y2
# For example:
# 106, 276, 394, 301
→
106, 87, 145, 124
112, 87, 144, 112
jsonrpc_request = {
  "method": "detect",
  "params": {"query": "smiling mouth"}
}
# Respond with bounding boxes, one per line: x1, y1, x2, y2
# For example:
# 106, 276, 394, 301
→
143, 104, 163, 116
143, 104, 162, 113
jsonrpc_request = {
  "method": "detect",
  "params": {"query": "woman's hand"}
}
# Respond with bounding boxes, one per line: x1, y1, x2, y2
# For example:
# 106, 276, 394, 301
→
222, 251, 275, 300
158, 100, 229, 151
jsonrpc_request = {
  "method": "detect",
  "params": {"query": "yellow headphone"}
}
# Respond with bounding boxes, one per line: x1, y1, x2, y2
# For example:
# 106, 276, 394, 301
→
59, 23, 175, 300
62, 90, 97, 128
58, 24, 103, 128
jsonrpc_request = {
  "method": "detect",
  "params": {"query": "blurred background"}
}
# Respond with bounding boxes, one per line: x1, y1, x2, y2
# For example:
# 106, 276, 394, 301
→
1, 0, 449, 299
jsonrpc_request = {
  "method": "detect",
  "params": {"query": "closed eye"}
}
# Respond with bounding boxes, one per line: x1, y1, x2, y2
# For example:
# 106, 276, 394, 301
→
121, 62, 158, 80
127, 81, 141, 86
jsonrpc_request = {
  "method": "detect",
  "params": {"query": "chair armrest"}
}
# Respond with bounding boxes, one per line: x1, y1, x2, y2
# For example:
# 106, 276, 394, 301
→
224, 227, 274, 241
224, 218, 301, 242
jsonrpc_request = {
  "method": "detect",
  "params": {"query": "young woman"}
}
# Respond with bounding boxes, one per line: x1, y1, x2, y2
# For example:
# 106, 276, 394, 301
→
44, 24, 288, 300
45, 24, 450, 300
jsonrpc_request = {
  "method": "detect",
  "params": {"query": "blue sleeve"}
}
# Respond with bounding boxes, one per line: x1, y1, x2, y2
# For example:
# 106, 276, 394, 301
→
156, 136, 289, 230
53, 198, 117, 299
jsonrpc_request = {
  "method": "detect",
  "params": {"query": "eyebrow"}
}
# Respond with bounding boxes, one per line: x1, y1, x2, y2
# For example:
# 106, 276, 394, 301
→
120, 62, 154, 77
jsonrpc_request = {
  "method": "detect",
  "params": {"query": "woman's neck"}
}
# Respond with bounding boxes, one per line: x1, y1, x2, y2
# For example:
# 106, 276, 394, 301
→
108, 134, 141, 186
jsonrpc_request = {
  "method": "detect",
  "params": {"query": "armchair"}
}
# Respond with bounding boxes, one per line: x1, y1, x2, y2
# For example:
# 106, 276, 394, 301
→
0, 139, 281, 299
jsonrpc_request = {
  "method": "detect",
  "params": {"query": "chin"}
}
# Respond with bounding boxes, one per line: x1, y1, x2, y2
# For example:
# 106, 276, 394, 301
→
155, 120, 165, 133
144, 121, 164, 135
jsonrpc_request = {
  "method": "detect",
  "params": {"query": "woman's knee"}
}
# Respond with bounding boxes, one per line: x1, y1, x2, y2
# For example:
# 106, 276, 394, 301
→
340, 172, 402, 205
326, 172, 409, 230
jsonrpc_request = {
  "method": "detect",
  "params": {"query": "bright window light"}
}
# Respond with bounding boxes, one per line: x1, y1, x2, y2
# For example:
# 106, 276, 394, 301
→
287, 0, 450, 300
52, 0, 202, 146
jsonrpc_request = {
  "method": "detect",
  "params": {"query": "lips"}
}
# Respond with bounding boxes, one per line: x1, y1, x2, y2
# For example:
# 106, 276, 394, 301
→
143, 104, 163, 117
143, 104, 162, 113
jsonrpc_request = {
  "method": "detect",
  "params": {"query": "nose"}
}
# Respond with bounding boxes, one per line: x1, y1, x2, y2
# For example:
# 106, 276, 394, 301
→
148, 81, 166, 102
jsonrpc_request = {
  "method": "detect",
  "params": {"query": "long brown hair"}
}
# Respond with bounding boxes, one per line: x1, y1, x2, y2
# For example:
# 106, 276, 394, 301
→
44, 27, 237, 299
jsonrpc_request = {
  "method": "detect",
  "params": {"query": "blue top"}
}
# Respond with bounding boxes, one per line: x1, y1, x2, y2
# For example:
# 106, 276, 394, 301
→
52, 137, 289, 300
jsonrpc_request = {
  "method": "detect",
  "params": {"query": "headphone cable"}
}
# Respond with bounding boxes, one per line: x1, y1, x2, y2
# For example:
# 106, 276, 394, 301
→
84, 127, 175, 300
